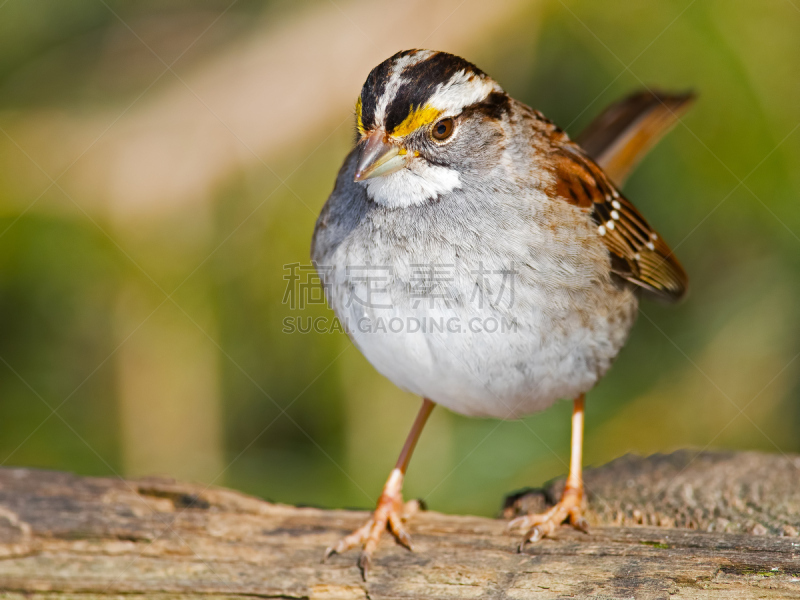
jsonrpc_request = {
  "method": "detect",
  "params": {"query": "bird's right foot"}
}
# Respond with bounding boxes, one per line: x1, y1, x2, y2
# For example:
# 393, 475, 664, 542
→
323, 468, 421, 580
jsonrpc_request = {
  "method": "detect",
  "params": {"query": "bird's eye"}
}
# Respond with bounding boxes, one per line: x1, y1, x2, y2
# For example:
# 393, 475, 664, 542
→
431, 118, 454, 141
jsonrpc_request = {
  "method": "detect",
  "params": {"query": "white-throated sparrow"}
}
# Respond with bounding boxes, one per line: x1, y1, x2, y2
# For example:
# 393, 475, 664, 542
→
312, 49, 689, 579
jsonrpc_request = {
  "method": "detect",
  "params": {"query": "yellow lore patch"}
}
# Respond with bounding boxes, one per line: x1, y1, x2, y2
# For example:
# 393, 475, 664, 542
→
391, 104, 442, 138
355, 96, 365, 136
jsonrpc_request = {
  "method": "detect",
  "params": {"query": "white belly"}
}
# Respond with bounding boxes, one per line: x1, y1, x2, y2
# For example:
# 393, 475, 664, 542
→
328, 265, 636, 419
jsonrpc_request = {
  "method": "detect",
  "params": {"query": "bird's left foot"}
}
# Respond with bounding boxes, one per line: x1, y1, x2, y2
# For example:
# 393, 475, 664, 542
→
507, 484, 588, 550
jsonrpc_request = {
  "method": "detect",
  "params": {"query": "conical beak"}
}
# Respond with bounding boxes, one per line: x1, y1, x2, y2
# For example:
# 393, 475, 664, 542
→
353, 132, 410, 181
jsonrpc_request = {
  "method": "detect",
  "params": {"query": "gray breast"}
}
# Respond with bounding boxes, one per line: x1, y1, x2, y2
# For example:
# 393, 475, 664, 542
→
312, 149, 638, 418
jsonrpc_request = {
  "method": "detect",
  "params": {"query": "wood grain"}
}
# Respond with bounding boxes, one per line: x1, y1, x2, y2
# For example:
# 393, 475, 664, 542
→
0, 450, 798, 599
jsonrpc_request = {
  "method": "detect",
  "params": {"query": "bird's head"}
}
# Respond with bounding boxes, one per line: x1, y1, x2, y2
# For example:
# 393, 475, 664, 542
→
353, 50, 510, 209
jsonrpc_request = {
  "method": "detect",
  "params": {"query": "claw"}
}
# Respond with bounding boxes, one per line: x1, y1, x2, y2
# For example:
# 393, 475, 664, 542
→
507, 514, 533, 531
357, 550, 372, 581
512, 485, 586, 550
517, 524, 544, 553
321, 468, 418, 579
389, 512, 413, 551
528, 525, 543, 544
573, 516, 589, 533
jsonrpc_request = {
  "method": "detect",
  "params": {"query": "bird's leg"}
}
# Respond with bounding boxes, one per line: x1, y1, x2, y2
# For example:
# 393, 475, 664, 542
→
508, 394, 588, 549
324, 398, 434, 580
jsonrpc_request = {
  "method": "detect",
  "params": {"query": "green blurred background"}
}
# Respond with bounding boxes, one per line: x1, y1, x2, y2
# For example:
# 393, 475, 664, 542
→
0, 0, 798, 517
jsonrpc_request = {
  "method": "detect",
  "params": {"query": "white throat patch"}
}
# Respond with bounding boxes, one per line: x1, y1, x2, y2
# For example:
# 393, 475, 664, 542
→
362, 160, 461, 209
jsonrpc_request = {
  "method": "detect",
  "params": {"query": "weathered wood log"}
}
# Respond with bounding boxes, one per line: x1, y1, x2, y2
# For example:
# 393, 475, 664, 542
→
0, 450, 798, 599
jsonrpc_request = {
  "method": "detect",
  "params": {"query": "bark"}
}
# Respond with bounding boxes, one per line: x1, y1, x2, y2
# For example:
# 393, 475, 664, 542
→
0, 450, 798, 599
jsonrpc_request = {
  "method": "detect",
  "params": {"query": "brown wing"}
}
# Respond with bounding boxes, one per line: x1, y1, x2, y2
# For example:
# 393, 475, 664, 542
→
548, 141, 688, 302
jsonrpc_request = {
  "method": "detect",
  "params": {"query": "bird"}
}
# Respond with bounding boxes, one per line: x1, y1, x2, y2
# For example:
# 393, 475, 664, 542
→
311, 49, 689, 579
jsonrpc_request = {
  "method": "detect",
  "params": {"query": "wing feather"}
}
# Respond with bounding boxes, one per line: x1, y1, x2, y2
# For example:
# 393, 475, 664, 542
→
547, 140, 688, 302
